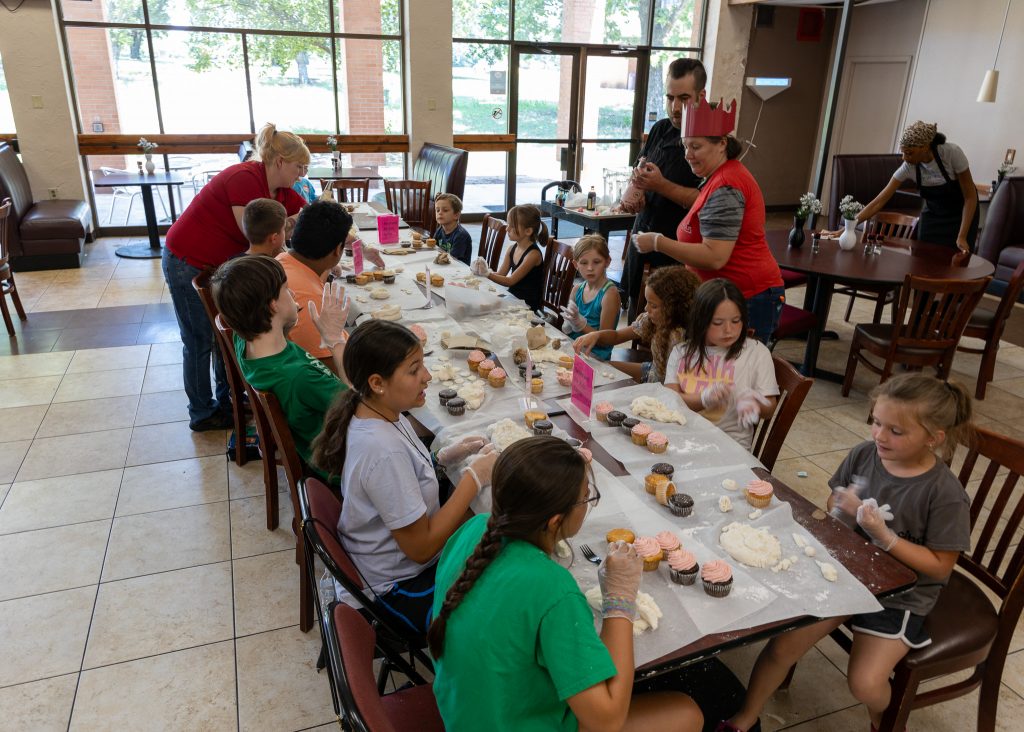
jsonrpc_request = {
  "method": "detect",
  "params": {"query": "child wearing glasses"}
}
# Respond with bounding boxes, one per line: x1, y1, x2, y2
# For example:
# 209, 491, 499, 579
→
429, 436, 703, 732
434, 193, 474, 265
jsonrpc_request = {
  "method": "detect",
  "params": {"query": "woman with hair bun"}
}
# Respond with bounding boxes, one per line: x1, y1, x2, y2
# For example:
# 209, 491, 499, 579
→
163, 122, 310, 431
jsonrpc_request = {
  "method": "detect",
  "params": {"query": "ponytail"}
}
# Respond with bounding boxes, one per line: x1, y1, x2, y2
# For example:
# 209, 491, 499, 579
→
254, 122, 310, 167
870, 374, 975, 461
311, 389, 360, 477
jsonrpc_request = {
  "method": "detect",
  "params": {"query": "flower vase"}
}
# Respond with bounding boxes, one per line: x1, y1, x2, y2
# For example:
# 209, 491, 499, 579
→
788, 217, 806, 248
838, 218, 860, 251
144, 153, 156, 175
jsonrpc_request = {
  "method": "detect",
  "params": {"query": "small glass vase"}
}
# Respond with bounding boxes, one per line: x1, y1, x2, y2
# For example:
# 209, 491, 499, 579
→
144, 153, 156, 175
331, 150, 340, 170
788, 217, 806, 248
838, 218, 860, 251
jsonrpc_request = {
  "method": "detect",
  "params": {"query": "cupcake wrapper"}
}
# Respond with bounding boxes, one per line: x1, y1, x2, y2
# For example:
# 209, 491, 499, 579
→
597, 413, 609, 423
447, 407, 465, 416
670, 567, 699, 585
702, 579, 733, 597
745, 492, 773, 509
669, 503, 693, 517
631, 435, 648, 446
642, 557, 661, 572
648, 442, 668, 454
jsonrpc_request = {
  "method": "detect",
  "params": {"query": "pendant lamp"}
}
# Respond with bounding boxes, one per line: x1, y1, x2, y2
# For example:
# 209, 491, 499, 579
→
978, 0, 1012, 102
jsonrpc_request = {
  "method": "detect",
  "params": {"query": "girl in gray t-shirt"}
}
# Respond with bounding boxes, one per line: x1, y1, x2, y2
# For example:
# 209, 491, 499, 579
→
722, 375, 973, 732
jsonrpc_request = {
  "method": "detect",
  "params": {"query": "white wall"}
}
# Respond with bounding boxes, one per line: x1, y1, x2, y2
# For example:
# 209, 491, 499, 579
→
404, 0, 454, 161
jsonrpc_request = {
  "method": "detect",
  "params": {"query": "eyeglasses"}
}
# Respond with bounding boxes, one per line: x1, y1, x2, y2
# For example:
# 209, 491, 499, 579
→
573, 482, 601, 512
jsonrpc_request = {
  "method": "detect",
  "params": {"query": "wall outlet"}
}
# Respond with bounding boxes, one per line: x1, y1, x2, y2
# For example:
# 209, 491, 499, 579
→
31, 95, 44, 109
48, 188, 58, 199
427, 98, 437, 111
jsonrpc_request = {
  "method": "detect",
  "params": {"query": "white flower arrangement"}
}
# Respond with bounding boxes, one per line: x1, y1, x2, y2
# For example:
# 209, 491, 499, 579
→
795, 192, 822, 220
137, 137, 158, 153
326, 135, 338, 152
998, 162, 1016, 177
838, 194, 864, 221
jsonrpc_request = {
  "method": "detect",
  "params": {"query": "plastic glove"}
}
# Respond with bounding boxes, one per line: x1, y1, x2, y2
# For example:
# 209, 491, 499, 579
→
465, 444, 498, 492
470, 257, 491, 276
598, 540, 643, 621
632, 231, 657, 254
308, 280, 350, 350
857, 498, 899, 551
436, 435, 487, 467
559, 302, 587, 333
573, 331, 600, 355
735, 387, 771, 427
700, 382, 732, 410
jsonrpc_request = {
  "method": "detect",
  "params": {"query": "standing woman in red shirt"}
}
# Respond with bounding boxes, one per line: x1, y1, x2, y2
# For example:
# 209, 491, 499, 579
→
163, 123, 309, 430
632, 93, 784, 345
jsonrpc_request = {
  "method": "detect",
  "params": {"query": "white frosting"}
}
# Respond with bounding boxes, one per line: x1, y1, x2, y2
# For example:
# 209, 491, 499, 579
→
370, 288, 389, 300
748, 509, 763, 520
488, 418, 533, 450
791, 533, 808, 549
630, 396, 687, 425
722, 478, 738, 491
458, 382, 486, 410
585, 587, 662, 636
719, 521, 783, 569
804, 546, 817, 557
719, 496, 733, 512
817, 561, 838, 582
371, 304, 401, 321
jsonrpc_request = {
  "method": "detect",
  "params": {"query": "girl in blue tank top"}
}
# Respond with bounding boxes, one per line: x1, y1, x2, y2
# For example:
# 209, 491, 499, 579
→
560, 235, 622, 360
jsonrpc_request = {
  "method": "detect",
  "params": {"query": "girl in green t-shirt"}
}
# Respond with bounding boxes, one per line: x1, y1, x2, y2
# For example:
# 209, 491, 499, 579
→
429, 437, 703, 732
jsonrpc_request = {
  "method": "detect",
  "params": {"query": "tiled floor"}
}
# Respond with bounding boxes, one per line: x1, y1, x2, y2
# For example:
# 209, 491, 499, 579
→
1, 236, 1023, 730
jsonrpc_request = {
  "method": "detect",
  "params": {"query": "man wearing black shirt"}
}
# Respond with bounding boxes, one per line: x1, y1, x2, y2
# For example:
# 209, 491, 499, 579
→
621, 58, 707, 318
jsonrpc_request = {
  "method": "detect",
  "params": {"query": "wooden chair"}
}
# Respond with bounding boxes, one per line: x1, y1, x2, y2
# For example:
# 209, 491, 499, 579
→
956, 260, 1024, 399
841, 274, 991, 397
326, 603, 445, 732
384, 179, 432, 232
249, 386, 315, 633
299, 478, 433, 696
213, 315, 281, 532
191, 271, 249, 467
477, 213, 507, 271
751, 355, 814, 471
321, 178, 370, 203
768, 304, 817, 352
541, 238, 577, 327
0, 199, 27, 337
836, 212, 920, 323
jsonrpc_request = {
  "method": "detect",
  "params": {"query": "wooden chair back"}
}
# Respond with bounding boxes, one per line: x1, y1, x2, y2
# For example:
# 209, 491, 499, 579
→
958, 261, 1024, 398
751, 355, 814, 471
477, 213, 507, 271
541, 238, 577, 325
0, 198, 23, 337
0, 198, 10, 264
384, 179, 432, 231
321, 178, 370, 203
867, 211, 919, 241
887, 274, 991, 357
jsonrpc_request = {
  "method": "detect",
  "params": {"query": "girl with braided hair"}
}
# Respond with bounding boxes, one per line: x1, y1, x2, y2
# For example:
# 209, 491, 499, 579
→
428, 436, 702, 732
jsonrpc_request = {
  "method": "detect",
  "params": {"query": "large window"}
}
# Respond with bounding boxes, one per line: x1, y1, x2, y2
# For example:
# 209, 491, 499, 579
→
0, 54, 14, 134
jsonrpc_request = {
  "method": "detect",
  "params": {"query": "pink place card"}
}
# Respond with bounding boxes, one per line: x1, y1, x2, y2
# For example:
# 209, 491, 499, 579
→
378, 214, 400, 244
570, 356, 594, 417
352, 239, 364, 275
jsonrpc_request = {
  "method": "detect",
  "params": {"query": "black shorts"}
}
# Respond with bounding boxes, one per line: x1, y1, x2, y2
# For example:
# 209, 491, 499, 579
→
851, 606, 931, 649
372, 563, 437, 639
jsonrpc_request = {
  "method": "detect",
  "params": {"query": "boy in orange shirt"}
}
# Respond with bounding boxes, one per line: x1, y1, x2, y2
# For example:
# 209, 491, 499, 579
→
242, 198, 288, 257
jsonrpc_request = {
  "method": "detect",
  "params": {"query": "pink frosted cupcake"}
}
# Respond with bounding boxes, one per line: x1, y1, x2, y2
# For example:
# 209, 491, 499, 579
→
577, 447, 593, 464
667, 549, 700, 585
631, 422, 652, 446
487, 367, 507, 388
744, 479, 774, 509
477, 359, 496, 378
701, 560, 734, 597
633, 536, 663, 571
556, 367, 573, 387
655, 530, 681, 554
646, 431, 668, 454
595, 402, 614, 422
467, 350, 486, 372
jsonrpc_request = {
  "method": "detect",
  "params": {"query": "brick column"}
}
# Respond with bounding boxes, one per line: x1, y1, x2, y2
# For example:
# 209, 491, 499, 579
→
339, 0, 386, 168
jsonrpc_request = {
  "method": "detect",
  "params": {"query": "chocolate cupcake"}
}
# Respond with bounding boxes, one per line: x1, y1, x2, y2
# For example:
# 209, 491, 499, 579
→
606, 410, 626, 427
518, 364, 529, 379
620, 417, 640, 435
383, 274, 396, 284
667, 550, 700, 585
667, 493, 694, 517
651, 462, 675, 479
532, 419, 553, 436
446, 397, 466, 416
345, 274, 357, 284
438, 388, 458, 406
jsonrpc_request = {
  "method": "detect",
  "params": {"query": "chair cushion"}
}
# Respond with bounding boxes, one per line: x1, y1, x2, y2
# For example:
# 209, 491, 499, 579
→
903, 571, 998, 669
20, 200, 90, 240
774, 305, 817, 339
967, 307, 997, 329
780, 268, 808, 288
380, 683, 445, 731
854, 323, 950, 356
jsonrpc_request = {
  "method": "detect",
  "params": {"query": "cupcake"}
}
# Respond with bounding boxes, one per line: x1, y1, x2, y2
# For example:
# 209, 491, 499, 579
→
416, 271, 427, 283
446, 397, 466, 417
345, 273, 357, 284
606, 528, 635, 545
667, 492, 694, 517
488, 368, 507, 388
558, 355, 574, 369
524, 410, 548, 428
409, 324, 428, 348
578, 447, 593, 464
606, 410, 627, 428
383, 273, 396, 285
745, 479, 774, 509
651, 462, 674, 480
467, 350, 486, 372
633, 537, 664, 571
644, 473, 669, 496
656, 480, 677, 507
426, 238, 437, 249
354, 273, 372, 286
532, 419, 553, 436
438, 388, 457, 406
667, 549, 700, 585
620, 417, 640, 435
631, 422, 652, 446
647, 431, 668, 454
556, 367, 573, 387
372, 270, 384, 281
655, 531, 681, 554
430, 273, 445, 287
701, 560, 734, 597
531, 377, 544, 394
595, 402, 614, 423
477, 359, 496, 378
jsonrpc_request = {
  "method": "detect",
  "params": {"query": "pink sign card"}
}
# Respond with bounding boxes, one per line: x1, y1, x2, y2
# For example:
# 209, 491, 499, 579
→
377, 214, 400, 244
570, 356, 594, 416
352, 239, 364, 275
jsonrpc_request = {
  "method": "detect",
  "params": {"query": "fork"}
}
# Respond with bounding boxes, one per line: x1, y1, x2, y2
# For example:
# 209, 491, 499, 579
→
579, 544, 602, 566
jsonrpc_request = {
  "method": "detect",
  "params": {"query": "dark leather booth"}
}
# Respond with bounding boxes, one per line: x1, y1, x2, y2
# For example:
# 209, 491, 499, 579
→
410, 142, 468, 232
977, 177, 1024, 299
0, 143, 92, 270
828, 154, 922, 230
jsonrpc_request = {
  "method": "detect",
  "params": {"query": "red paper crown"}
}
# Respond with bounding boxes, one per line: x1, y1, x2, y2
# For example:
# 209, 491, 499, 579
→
683, 92, 737, 138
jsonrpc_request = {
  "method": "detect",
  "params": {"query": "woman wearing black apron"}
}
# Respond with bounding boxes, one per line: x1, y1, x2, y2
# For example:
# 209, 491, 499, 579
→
837, 121, 979, 257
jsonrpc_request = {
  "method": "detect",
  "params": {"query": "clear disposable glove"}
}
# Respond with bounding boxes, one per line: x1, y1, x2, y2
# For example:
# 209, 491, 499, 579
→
436, 435, 487, 467
735, 388, 771, 428
830, 479, 866, 519
465, 443, 498, 492
559, 302, 587, 333
573, 331, 600, 355
632, 231, 657, 254
470, 257, 491, 276
308, 280, 350, 350
857, 498, 899, 551
700, 382, 731, 410
598, 540, 643, 621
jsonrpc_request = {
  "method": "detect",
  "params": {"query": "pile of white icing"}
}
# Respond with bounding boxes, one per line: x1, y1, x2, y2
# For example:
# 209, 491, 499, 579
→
719, 521, 783, 568
630, 396, 686, 425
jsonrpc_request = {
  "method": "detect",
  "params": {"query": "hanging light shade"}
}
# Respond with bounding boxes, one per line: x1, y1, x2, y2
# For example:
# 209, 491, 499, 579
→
979, 0, 1012, 103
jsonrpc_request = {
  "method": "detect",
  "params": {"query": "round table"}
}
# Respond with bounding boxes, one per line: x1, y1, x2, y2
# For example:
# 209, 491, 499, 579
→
767, 230, 994, 379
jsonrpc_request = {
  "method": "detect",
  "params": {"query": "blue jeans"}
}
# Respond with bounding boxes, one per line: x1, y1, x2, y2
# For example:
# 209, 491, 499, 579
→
746, 286, 785, 345
161, 248, 229, 425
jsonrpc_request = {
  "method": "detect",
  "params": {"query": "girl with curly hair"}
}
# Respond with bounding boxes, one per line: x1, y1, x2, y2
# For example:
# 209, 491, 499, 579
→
574, 265, 700, 383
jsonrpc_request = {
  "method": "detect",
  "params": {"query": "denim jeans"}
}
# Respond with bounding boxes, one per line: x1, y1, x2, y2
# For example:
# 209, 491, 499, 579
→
161, 248, 229, 425
746, 286, 785, 345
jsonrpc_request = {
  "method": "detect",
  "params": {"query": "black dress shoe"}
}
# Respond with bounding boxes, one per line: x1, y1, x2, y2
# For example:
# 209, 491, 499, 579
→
190, 412, 234, 432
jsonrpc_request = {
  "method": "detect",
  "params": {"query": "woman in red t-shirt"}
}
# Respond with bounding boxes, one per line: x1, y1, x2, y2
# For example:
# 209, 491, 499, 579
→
163, 123, 309, 431
633, 95, 784, 345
